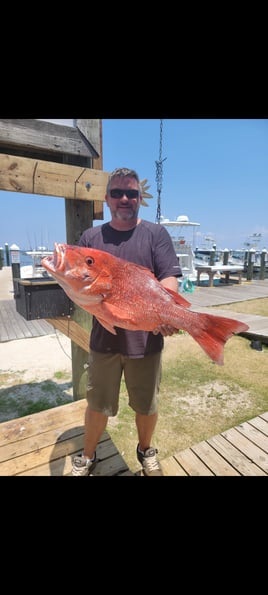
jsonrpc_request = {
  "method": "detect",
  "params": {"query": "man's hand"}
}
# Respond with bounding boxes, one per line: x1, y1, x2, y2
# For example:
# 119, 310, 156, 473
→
153, 325, 179, 337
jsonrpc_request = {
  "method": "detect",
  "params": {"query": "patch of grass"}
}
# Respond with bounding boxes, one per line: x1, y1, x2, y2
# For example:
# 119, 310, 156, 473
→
0, 379, 73, 422
212, 297, 268, 316
107, 331, 268, 473
54, 371, 70, 380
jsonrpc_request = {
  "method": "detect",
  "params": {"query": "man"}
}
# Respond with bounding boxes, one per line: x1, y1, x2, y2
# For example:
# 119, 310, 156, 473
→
72, 167, 182, 476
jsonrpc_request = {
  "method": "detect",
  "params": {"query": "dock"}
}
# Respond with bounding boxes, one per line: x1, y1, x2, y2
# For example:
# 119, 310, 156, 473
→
0, 399, 134, 476
0, 399, 267, 476
160, 412, 268, 476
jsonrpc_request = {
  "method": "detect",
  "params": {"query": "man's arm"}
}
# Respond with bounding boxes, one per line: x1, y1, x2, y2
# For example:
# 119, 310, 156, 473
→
153, 276, 180, 336
160, 276, 178, 293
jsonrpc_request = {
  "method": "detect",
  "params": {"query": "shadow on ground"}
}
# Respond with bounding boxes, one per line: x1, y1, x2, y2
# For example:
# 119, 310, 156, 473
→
0, 379, 73, 422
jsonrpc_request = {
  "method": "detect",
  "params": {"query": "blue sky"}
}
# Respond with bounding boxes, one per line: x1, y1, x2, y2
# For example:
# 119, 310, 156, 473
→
1, 119, 267, 252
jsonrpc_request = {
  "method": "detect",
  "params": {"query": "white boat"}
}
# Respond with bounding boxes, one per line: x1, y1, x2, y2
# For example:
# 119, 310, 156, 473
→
160, 215, 221, 290
20, 248, 53, 279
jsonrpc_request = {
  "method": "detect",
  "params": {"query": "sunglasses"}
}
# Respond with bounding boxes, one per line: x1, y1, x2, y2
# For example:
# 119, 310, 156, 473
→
109, 188, 140, 199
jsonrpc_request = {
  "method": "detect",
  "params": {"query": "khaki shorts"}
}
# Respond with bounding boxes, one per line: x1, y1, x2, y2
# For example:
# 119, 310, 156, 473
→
86, 350, 162, 416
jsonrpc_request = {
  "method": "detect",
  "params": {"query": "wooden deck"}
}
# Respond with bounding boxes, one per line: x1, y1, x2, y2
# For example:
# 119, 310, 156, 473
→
0, 398, 267, 476
160, 412, 268, 476
0, 399, 134, 476
0, 299, 55, 342
188, 278, 268, 308
161, 412, 268, 476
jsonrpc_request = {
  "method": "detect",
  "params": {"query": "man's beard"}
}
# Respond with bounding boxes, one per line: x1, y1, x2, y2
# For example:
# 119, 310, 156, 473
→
115, 208, 137, 221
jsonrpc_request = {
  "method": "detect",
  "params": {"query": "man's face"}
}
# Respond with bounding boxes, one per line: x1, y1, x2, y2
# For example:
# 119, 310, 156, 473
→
105, 175, 141, 221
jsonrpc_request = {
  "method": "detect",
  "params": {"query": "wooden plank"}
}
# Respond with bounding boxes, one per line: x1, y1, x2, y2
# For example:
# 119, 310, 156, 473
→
173, 448, 214, 476
247, 416, 268, 436
46, 317, 90, 353
18, 453, 75, 476
17, 452, 130, 476
188, 279, 268, 309
0, 392, 132, 477
0, 119, 99, 159
0, 154, 109, 201
0, 399, 87, 446
191, 441, 241, 475
0, 430, 112, 476
91, 454, 131, 477
76, 119, 101, 156
0, 430, 85, 475
161, 456, 188, 476
221, 427, 268, 472
0, 421, 84, 463
5, 301, 35, 339
0, 312, 9, 341
0, 300, 55, 341
235, 420, 268, 450
260, 411, 268, 422
207, 434, 267, 475
0, 301, 18, 340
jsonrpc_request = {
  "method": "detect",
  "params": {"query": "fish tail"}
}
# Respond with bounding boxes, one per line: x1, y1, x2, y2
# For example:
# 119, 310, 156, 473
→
186, 313, 249, 365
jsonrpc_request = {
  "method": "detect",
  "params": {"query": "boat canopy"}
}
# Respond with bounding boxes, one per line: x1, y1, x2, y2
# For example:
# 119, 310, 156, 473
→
160, 215, 200, 227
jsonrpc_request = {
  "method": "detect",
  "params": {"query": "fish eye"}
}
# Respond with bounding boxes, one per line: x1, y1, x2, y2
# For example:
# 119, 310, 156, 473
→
85, 257, 94, 266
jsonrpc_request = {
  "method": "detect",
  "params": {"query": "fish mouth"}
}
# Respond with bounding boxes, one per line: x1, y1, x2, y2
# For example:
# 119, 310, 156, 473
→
42, 243, 65, 272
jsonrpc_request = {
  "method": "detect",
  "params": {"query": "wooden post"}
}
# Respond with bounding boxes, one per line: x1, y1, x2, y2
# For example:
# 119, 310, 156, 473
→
0, 247, 4, 269
65, 197, 94, 400
247, 249, 255, 281
260, 249, 267, 280
64, 120, 104, 401
5, 243, 10, 266
209, 248, 215, 265
223, 249, 229, 265
10, 244, 21, 296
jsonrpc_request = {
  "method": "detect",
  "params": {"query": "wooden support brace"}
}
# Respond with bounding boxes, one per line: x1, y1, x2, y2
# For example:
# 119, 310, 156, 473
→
46, 317, 90, 353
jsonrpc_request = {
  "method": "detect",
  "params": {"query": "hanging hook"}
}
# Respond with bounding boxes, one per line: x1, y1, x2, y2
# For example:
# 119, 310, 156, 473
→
155, 119, 166, 224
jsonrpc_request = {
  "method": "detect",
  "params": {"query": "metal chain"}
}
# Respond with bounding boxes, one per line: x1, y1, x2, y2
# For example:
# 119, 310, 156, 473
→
155, 119, 166, 224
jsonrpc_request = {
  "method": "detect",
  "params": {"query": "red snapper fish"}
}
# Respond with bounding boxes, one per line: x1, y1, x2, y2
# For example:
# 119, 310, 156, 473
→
41, 243, 249, 365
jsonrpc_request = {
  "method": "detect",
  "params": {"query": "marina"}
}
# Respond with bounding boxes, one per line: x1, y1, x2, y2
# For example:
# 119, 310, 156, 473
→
160, 215, 268, 287
1, 119, 267, 476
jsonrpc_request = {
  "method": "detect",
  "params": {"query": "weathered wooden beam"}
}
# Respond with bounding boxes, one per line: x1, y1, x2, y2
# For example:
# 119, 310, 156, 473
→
75, 119, 101, 156
0, 119, 100, 160
46, 317, 90, 353
92, 119, 104, 219
0, 153, 109, 201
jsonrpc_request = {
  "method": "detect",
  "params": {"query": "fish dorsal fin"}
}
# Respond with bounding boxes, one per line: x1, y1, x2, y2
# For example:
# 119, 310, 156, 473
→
165, 287, 191, 308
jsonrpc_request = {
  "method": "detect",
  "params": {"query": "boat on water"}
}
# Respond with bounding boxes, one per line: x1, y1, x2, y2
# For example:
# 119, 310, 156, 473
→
160, 215, 221, 289
20, 247, 54, 279
161, 216, 268, 285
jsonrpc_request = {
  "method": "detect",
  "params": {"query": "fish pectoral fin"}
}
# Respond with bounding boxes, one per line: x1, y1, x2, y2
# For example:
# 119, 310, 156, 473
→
95, 317, 117, 335
102, 303, 137, 327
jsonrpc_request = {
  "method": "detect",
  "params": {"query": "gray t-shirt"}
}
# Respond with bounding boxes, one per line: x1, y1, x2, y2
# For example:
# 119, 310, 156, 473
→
79, 220, 182, 357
